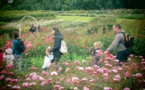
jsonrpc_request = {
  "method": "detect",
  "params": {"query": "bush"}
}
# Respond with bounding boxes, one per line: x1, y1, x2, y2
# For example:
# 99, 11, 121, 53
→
0, 27, 19, 39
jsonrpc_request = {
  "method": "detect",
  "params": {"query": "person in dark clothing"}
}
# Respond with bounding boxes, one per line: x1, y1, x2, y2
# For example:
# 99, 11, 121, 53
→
51, 27, 63, 65
29, 24, 36, 36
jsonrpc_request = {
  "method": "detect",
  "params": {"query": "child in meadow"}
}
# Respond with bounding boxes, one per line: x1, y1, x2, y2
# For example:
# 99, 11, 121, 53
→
42, 46, 53, 71
3, 48, 15, 68
90, 41, 103, 65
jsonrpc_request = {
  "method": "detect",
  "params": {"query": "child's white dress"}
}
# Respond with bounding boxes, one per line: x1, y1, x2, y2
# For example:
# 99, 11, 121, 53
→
3, 53, 15, 65
42, 53, 53, 69
3, 48, 15, 65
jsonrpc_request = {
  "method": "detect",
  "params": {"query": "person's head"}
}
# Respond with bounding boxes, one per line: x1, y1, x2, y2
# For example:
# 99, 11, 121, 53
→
113, 24, 121, 33
94, 41, 102, 49
5, 48, 13, 55
12, 31, 19, 39
51, 27, 60, 35
46, 46, 51, 55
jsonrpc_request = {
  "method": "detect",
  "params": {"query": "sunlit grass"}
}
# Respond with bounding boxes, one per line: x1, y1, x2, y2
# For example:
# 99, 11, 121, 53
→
56, 15, 94, 22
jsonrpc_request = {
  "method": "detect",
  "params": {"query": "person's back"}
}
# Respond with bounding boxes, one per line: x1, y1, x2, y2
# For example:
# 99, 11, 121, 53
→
12, 31, 23, 71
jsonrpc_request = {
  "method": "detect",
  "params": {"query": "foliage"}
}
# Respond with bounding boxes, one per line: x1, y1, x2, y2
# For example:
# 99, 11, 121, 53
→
0, 27, 19, 39
0, 10, 56, 22
0, 0, 145, 10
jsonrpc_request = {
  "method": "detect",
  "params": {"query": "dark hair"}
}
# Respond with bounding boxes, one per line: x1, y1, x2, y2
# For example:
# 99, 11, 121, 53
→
114, 24, 121, 29
53, 27, 60, 35
13, 31, 19, 39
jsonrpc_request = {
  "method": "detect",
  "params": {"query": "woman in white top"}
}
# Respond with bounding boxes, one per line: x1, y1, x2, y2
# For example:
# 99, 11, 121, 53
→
42, 47, 53, 71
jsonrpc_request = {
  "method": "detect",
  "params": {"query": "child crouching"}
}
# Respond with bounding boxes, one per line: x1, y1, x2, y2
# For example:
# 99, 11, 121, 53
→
42, 47, 53, 71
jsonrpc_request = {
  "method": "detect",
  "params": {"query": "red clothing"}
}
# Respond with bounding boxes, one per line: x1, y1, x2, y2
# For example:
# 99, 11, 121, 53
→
0, 53, 3, 68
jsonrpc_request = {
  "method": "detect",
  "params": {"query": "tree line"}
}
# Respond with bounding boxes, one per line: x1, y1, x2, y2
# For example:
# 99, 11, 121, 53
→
0, 0, 145, 11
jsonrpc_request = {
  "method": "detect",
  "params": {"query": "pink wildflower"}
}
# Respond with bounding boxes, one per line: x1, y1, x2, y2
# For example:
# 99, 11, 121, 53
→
65, 68, 70, 72
29, 72, 36, 77
42, 71, 48, 76
81, 77, 88, 83
133, 73, 142, 78
59, 67, 62, 71
89, 79, 96, 83
124, 71, 131, 78
66, 79, 71, 83
93, 65, 100, 69
11, 79, 18, 83
97, 68, 104, 74
74, 60, 80, 65
51, 71, 58, 76
72, 77, 79, 86
64, 62, 70, 66
54, 85, 60, 90
82, 44, 85, 48
22, 82, 29, 88
25, 74, 29, 78
32, 75, 38, 80
0, 75, 4, 80
129, 54, 134, 58
9, 72, 14, 76
6, 78, 12, 82
103, 73, 109, 77
78, 67, 84, 71
39, 76, 45, 81
25, 78, 31, 81
59, 87, 64, 90
1, 70, 6, 74
83, 86, 90, 90
104, 87, 112, 90
82, 60, 86, 64
41, 81, 48, 86
12, 85, 20, 90
123, 87, 130, 90
29, 82, 36, 86
85, 67, 93, 72
31, 66, 36, 71
6, 64, 13, 69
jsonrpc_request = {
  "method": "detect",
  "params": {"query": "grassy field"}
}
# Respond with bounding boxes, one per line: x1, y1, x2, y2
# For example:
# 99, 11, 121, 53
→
56, 15, 94, 22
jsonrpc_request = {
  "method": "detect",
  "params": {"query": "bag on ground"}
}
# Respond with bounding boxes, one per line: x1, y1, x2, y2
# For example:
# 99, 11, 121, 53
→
60, 40, 67, 53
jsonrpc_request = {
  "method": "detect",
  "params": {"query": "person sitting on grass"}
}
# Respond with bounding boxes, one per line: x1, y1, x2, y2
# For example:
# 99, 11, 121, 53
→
42, 46, 53, 71
29, 24, 36, 36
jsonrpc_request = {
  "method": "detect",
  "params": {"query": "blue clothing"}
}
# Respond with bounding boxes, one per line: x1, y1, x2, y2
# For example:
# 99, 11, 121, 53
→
12, 39, 21, 54
12, 39, 22, 71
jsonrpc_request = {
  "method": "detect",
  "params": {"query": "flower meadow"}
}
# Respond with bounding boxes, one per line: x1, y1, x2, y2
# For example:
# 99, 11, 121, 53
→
0, 54, 145, 90
0, 16, 145, 90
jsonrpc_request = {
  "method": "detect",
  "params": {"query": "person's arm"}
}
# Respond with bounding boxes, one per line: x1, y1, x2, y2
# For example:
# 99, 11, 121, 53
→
106, 34, 121, 53
51, 38, 61, 52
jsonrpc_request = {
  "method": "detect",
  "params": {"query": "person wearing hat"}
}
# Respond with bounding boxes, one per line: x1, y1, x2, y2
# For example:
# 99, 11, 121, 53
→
3, 48, 15, 67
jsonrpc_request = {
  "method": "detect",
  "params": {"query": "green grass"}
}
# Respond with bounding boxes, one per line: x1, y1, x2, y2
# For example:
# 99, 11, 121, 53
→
56, 15, 94, 22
